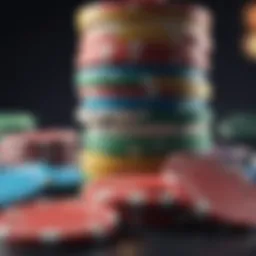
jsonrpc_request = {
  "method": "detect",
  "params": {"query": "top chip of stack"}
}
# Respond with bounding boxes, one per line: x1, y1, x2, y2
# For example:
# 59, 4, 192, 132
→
0, 112, 37, 140
75, 2, 213, 33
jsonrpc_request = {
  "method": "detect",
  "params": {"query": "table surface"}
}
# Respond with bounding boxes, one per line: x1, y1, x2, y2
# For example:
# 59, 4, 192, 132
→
2, 230, 256, 256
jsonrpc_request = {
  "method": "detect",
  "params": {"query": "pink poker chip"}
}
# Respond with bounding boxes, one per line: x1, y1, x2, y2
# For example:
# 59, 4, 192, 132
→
76, 35, 212, 69
0, 129, 77, 165
162, 153, 256, 227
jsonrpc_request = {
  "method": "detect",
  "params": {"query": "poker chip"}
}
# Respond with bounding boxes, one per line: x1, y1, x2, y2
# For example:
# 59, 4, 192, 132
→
83, 127, 212, 157
75, 65, 206, 85
87, 123, 209, 137
83, 173, 193, 227
77, 81, 212, 100
162, 153, 256, 227
0, 164, 48, 208
0, 199, 119, 244
77, 33, 213, 67
81, 98, 207, 113
0, 129, 77, 165
0, 112, 36, 137
76, 36, 212, 69
75, 2, 212, 32
76, 75, 210, 91
84, 21, 205, 38
80, 152, 164, 179
76, 106, 214, 126
44, 164, 84, 192
218, 113, 256, 145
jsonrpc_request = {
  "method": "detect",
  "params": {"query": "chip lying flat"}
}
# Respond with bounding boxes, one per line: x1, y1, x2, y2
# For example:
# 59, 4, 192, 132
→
162, 153, 256, 227
0, 166, 48, 208
0, 199, 119, 244
83, 173, 193, 227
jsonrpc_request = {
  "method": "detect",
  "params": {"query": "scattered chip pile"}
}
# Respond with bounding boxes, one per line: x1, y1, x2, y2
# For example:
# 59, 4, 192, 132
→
74, 1, 215, 180
0, 129, 83, 206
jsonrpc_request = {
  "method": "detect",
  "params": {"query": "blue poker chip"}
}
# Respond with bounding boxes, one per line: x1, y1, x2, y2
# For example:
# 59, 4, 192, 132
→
82, 98, 207, 111
44, 164, 84, 191
76, 65, 207, 84
84, 64, 206, 76
0, 163, 48, 208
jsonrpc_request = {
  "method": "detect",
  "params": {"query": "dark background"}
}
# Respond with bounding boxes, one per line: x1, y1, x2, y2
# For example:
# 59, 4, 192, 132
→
3, 0, 256, 126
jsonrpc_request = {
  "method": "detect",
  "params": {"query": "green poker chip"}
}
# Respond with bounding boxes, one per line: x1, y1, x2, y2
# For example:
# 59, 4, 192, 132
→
219, 113, 256, 143
82, 130, 212, 157
147, 107, 214, 125
76, 71, 138, 86
75, 65, 207, 86
0, 112, 37, 135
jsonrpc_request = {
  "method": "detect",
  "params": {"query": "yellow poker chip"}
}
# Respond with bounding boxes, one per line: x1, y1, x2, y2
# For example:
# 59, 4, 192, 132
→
144, 77, 213, 100
84, 23, 187, 44
80, 152, 164, 180
77, 80, 213, 101
75, 2, 212, 32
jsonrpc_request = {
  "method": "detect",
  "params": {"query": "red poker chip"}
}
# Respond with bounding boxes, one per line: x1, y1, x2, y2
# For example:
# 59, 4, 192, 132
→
162, 153, 256, 227
0, 129, 77, 165
77, 86, 195, 99
76, 35, 212, 69
0, 199, 119, 244
83, 173, 193, 227
78, 86, 148, 99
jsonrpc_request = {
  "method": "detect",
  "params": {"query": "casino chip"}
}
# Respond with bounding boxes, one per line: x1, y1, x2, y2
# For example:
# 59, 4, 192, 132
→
43, 164, 84, 193
0, 129, 77, 165
0, 164, 48, 208
80, 152, 164, 179
76, 35, 212, 69
0, 199, 119, 245
83, 128, 212, 157
75, 65, 206, 85
77, 81, 212, 101
83, 173, 194, 228
76, 105, 214, 127
218, 113, 256, 146
162, 153, 256, 227
75, 2, 213, 32
0, 112, 37, 141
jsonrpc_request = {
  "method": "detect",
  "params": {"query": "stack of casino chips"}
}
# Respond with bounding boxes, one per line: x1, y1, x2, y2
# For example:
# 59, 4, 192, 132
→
74, 1, 215, 180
